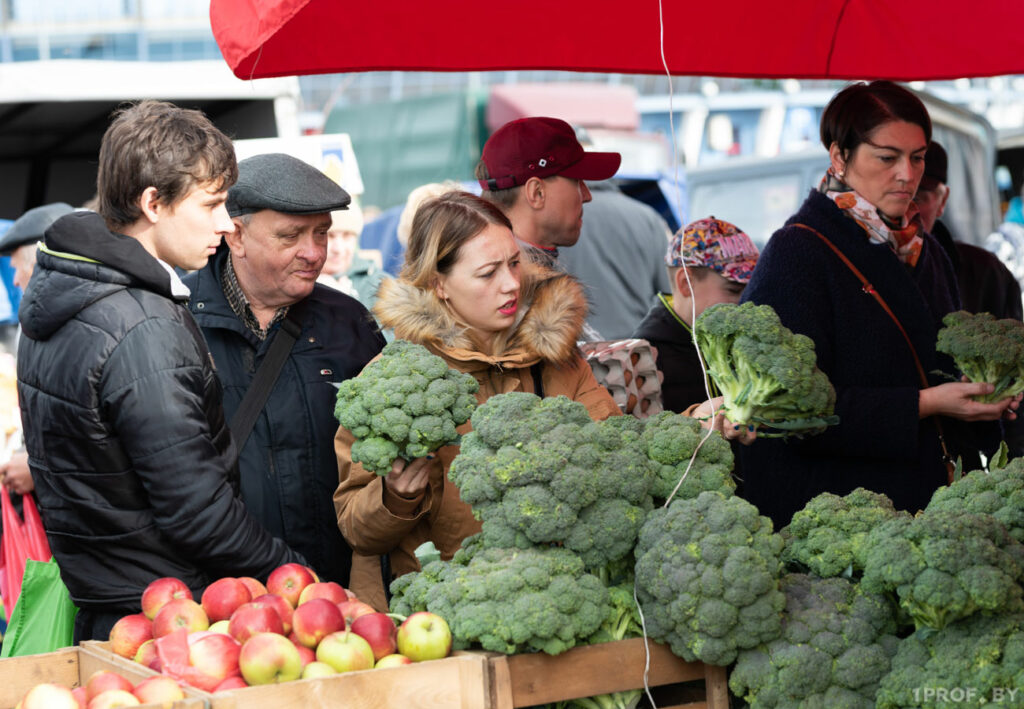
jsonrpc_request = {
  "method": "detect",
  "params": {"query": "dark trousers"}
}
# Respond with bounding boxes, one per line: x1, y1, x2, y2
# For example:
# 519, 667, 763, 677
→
73, 608, 125, 644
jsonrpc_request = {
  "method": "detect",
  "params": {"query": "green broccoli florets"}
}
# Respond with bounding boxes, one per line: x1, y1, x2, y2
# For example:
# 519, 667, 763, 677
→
935, 310, 1024, 402
633, 490, 787, 666
637, 410, 735, 501
448, 393, 659, 571
729, 573, 900, 709
926, 457, 1024, 543
875, 612, 1024, 708
861, 510, 1024, 630
781, 488, 912, 579
334, 339, 479, 473
389, 543, 609, 656
694, 302, 838, 438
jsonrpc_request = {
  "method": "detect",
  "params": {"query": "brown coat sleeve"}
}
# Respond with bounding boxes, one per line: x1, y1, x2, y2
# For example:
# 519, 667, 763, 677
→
555, 353, 622, 420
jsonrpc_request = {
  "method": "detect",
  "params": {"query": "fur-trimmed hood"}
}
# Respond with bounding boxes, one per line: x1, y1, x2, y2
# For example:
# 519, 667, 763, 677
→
372, 261, 587, 369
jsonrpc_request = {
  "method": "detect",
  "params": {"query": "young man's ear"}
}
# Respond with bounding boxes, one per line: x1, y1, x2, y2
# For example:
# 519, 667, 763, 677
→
137, 187, 161, 225
673, 266, 694, 298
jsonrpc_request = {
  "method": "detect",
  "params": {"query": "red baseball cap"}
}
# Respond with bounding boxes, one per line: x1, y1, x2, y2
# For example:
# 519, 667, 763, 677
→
479, 117, 621, 191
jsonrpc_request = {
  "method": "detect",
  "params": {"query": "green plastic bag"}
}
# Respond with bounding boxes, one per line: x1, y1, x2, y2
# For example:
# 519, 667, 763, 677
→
0, 558, 78, 657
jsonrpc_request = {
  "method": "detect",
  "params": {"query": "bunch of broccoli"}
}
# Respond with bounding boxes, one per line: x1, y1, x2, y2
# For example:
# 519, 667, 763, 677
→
729, 574, 900, 709
935, 310, 1024, 403
333, 339, 479, 473
875, 612, 1024, 709
925, 457, 1024, 543
389, 540, 609, 656
637, 410, 736, 502
694, 302, 837, 437
781, 488, 911, 580
448, 392, 659, 571
861, 510, 1024, 630
633, 490, 787, 667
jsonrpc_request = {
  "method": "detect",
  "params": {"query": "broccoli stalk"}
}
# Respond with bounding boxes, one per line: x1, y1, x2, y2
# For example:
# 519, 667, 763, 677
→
694, 302, 838, 438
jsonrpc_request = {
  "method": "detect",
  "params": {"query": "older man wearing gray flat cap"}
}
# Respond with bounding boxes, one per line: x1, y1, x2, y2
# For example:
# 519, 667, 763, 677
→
183, 153, 385, 588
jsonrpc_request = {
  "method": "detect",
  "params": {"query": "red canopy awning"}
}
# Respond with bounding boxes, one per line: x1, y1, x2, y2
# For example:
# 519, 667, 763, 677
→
211, 0, 1024, 81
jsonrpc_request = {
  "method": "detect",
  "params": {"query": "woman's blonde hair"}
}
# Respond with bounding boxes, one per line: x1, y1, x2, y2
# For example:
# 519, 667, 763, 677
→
400, 191, 513, 290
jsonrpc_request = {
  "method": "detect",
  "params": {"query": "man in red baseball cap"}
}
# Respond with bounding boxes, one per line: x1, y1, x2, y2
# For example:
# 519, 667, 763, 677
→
475, 116, 621, 267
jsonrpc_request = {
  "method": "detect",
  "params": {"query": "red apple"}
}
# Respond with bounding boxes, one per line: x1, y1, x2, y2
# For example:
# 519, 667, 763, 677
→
228, 602, 284, 644
187, 632, 242, 691
336, 599, 376, 626
375, 653, 414, 668
297, 581, 348, 606
85, 671, 134, 701
396, 611, 452, 662
292, 598, 345, 648
20, 683, 79, 709
251, 593, 294, 634
212, 676, 249, 692
238, 576, 269, 599
108, 613, 152, 659
131, 676, 184, 704
140, 577, 192, 620
350, 612, 398, 661
238, 632, 303, 685
301, 661, 337, 679
72, 686, 89, 709
152, 598, 209, 638
266, 563, 316, 608
315, 630, 374, 674
87, 689, 140, 708
133, 639, 160, 670
201, 577, 252, 622
293, 641, 316, 669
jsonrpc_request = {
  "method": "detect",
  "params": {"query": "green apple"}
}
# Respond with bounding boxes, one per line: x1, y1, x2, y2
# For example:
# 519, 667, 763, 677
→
315, 630, 375, 673
396, 612, 452, 662
301, 661, 338, 679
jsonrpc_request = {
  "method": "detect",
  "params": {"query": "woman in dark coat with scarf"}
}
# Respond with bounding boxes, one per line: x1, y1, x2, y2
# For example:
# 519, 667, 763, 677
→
738, 81, 1017, 529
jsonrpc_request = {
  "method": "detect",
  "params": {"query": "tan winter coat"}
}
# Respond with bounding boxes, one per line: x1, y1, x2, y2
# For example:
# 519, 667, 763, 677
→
335, 264, 619, 609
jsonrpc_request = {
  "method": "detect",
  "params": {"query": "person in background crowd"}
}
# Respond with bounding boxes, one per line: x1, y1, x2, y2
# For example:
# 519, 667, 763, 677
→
318, 200, 390, 317
916, 141, 1023, 319
475, 117, 620, 275
334, 191, 621, 609
17, 102, 307, 642
558, 128, 673, 340
0, 202, 75, 496
633, 217, 759, 414
184, 153, 386, 588
737, 81, 1016, 529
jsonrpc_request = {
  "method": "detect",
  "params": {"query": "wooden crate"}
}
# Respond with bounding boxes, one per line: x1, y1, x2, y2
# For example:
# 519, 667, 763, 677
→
484, 637, 729, 709
0, 646, 204, 709
86, 641, 490, 709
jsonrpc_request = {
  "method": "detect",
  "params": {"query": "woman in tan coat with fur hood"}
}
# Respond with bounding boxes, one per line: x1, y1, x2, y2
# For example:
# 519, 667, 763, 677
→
334, 191, 620, 608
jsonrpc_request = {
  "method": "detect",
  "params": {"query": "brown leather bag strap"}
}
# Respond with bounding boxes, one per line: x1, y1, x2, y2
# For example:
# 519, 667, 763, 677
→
791, 223, 955, 470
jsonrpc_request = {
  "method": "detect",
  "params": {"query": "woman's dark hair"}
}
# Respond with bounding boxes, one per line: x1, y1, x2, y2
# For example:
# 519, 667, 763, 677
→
820, 81, 932, 162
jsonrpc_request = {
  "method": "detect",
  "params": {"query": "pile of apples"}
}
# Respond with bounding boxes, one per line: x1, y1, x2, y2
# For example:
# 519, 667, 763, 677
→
17, 670, 185, 709
106, 563, 453, 692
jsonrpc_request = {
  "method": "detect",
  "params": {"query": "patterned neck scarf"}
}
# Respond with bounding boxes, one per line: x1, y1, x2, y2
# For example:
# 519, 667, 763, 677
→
818, 169, 925, 267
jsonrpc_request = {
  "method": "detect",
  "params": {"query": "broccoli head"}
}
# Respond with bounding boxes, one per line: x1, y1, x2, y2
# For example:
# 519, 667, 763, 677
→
693, 302, 838, 438
334, 339, 479, 473
634, 490, 787, 666
876, 612, 1024, 709
861, 510, 1024, 630
936, 310, 1024, 402
389, 541, 609, 656
448, 393, 659, 571
926, 457, 1024, 543
729, 573, 900, 709
637, 410, 736, 501
781, 488, 912, 579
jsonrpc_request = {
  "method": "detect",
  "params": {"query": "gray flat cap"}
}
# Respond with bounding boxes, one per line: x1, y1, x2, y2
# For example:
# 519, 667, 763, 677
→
0, 202, 75, 255
227, 153, 351, 217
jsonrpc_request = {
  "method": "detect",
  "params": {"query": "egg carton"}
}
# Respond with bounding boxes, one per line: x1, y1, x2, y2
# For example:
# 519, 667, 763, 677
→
580, 339, 664, 419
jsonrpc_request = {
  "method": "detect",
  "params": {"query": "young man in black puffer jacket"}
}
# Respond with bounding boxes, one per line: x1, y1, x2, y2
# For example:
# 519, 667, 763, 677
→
16, 101, 306, 642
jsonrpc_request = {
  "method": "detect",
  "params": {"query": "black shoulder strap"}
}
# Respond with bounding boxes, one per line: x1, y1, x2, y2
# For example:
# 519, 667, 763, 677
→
229, 311, 303, 449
